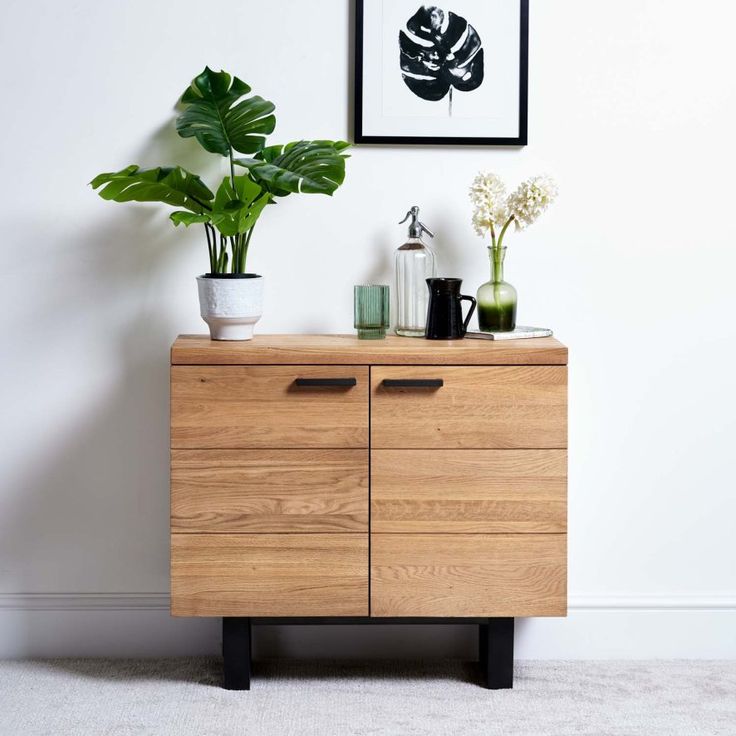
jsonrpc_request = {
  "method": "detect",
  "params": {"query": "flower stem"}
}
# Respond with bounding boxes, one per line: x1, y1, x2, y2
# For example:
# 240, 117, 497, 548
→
497, 216, 515, 249
491, 248, 504, 283
490, 247, 505, 318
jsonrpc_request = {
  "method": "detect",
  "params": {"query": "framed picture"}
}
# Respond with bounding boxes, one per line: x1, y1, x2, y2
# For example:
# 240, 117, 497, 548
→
354, 0, 528, 146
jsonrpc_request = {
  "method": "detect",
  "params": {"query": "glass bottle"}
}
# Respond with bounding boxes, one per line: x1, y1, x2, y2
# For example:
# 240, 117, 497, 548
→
395, 207, 437, 337
477, 246, 517, 332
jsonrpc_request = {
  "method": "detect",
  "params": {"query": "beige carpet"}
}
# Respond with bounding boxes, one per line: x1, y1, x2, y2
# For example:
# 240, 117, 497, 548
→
1, 659, 734, 735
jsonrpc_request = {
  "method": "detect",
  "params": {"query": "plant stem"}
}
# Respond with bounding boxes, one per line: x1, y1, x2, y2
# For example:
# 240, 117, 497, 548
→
489, 246, 505, 319
219, 234, 227, 273
190, 196, 212, 212
229, 150, 236, 190
497, 216, 515, 249
448, 87, 453, 117
204, 223, 215, 273
242, 222, 256, 273
228, 146, 240, 274
490, 247, 505, 283
490, 222, 497, 250
232, 236, 238, 275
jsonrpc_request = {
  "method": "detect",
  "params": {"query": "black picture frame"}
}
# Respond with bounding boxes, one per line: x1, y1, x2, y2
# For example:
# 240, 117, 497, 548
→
354, 0, 529, 146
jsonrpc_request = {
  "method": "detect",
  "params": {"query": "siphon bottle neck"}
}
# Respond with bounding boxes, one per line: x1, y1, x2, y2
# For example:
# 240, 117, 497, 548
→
399, 236, 430, 251
488, 246, 507, 283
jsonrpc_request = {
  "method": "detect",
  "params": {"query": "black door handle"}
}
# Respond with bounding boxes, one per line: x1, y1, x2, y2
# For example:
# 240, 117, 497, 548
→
382, 379, 444, 389
294, 377, 357, 387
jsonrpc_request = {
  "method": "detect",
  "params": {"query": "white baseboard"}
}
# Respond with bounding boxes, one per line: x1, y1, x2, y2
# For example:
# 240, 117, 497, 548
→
0, 593, 171, 611
1, 593, 734, 659
568, 594, 736, 611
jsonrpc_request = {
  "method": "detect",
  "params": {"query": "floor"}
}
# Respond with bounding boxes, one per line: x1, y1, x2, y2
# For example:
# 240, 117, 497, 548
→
1, 659, 734, 735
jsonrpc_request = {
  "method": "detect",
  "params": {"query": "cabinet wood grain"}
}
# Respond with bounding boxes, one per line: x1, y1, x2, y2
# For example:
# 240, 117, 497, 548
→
172, 334, 568, 366
372, 450, 567, 533
172, 450, 368, 533
371, 534, 567, 617
371, 366, 567, 449
171, 534, 368, 616
171, 366, 369, 449
169, 335, 569, 624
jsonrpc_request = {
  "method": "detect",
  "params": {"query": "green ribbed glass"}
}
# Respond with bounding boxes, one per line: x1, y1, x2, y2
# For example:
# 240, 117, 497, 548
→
354, 285, 390, 339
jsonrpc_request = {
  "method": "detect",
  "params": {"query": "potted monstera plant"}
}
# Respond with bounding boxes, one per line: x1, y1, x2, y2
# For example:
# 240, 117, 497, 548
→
91, 67, 350, 340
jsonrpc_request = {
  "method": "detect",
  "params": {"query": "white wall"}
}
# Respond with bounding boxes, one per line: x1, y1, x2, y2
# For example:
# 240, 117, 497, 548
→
1, 0, 735, 658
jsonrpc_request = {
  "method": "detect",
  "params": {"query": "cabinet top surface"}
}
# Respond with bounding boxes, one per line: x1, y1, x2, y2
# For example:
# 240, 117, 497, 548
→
172, 334, 567, 365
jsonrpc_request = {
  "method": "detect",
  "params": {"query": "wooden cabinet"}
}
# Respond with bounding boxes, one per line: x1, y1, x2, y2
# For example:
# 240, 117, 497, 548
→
170, 334, 568, 689
371, 366, 567, 449
371, 449, 567, 534
171, 366, 369, 449
371, 534, 567, 618
171, 449, 369, 533
171, 533, 368, 616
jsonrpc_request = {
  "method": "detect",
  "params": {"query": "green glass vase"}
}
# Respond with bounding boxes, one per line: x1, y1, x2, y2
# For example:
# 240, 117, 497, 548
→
354, 284, 390, 339
477, 247, 517, 332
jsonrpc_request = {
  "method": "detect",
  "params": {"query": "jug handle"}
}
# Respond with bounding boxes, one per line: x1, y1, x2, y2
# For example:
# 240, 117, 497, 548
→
460, 295, 477, 336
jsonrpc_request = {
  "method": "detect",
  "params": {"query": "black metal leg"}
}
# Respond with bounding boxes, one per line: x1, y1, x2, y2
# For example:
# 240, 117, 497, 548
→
478, 622, 488, 670
482, 617, 514, 689
223, 617, 251, 690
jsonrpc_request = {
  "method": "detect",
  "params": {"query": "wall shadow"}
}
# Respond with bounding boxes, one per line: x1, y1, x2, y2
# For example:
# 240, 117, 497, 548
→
1, 143, 196, 652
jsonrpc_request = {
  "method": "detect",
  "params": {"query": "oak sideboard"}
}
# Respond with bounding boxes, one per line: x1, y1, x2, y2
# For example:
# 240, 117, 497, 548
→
170, 334, 568, 690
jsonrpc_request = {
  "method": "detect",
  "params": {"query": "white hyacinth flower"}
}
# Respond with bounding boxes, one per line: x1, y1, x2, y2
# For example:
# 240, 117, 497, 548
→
506, 175, 558, 231
469, 172, 509, 237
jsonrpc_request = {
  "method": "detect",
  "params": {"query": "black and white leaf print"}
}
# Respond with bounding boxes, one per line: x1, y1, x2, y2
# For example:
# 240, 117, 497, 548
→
399, 6, 484, 115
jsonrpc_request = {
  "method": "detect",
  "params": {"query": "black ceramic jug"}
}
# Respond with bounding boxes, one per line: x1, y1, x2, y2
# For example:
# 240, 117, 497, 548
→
425, 278, 477, 340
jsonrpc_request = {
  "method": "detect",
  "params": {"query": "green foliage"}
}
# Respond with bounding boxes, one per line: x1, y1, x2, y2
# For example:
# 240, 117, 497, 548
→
90, 165, 213, 213
209, 175, 269, 236
236, 140, 351, 197
176, 67, 276, 157
91, 68, 350, 274
169, 175, 272, 273
169, 211, 211, 227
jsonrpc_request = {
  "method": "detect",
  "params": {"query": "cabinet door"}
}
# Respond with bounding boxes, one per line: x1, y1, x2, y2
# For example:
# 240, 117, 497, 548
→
171, 366, 369, 449
371, 366, 567, 449
371, 534, 566, 617
172, 450, 368, 533
171, 533, 368, 617
372, 449, 566, 534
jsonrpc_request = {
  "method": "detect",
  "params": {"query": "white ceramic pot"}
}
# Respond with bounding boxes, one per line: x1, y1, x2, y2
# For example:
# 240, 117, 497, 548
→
196, 274, 264, 341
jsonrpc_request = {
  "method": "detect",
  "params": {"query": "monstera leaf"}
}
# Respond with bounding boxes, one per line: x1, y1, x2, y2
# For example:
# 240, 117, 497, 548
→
90, 165, 214, 213
169, 211, 211, 227
207, 175, 271, 237
399, 6, 484, 113
176, 67, 276, 156
235, 140, 350, 197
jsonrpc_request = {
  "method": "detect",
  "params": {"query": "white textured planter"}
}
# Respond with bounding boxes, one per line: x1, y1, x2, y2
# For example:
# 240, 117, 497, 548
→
196, 275, 264, 341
